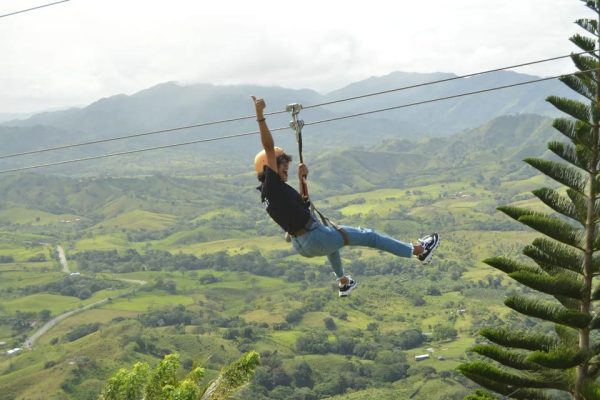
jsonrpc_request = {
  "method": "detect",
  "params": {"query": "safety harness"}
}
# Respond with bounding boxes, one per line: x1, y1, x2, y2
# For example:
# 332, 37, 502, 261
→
286, 103, 349, 246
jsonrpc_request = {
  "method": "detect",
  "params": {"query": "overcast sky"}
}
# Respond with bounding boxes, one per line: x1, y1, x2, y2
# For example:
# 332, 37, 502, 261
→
0, 0, 592, 114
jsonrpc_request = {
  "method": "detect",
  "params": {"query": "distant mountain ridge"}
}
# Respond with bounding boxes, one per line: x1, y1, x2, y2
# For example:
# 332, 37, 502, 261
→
0, 70, 573, 175
0, 114, 560, 212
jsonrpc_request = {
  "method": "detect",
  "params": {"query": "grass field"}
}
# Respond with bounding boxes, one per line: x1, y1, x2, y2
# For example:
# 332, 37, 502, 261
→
101, 291, 196, 312
0, 207, 83, 226
2, 293, 83, 314
90, 209, 177, 231
0, 167, 569, 400
0, 270, 64, 290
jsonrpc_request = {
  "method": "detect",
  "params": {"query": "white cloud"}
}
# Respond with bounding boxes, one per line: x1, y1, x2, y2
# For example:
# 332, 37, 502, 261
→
0, 0, 590, 113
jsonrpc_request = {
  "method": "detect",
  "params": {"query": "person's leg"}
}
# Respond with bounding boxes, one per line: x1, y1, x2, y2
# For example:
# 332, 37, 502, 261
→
341, 226, 414, 258
327, 250, 344, 279
292, 223, 346, 278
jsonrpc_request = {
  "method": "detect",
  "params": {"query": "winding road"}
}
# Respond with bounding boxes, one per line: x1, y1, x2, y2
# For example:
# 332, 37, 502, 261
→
23, 246, 146, 349
56, 245, 70, 274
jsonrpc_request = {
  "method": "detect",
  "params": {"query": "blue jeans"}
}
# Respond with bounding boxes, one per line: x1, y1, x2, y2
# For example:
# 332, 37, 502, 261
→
291, 219, 414, 278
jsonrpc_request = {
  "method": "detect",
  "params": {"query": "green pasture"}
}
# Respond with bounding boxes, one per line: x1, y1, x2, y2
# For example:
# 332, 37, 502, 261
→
90, 209, 177, 231
0, 207, 83, 226
269, 330, 301, 350
0, 242, 53, 262
0, 270, 64, 291
500, 174, 552, 195
0, 261, 56, 272
101, 291, 195, 312
2, 293, 82, 315
194, 207, 245, 221
114, 269, 285, 290
0, 325, 12, 338
391, 376, 470, 400
36, 308, 139, 346
0, 354, 74, 400
85, 287, 133, 303
162, 235, 290, 255
99, 195, 147, 218
407, 335, 475, 371
241, 308, 286, 325
73, 233, 132, 251
451, 229, 538, 264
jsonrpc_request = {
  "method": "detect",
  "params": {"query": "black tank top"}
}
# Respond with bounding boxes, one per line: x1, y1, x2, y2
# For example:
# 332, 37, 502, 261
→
259, 166, 311, 234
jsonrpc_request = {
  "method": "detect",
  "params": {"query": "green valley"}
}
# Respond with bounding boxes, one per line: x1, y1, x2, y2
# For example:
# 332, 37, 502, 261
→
0, 113, 559, 399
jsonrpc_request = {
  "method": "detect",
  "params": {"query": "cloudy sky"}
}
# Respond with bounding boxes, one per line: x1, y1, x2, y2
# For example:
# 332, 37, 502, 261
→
0, 0, 591, 113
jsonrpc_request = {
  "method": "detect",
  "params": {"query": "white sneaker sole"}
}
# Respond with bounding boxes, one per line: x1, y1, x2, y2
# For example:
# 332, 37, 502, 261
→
339, 283, 358, 297
420, 235, 440, 264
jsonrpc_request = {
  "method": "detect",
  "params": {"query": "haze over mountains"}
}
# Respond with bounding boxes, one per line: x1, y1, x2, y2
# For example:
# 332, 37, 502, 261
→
0, 70, 571, 176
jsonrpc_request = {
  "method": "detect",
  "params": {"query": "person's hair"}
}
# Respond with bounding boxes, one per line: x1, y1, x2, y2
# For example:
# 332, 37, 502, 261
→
277, 153, 292, 164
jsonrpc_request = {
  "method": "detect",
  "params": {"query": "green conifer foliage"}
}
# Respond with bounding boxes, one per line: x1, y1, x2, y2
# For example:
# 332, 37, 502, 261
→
459, 2, 600, 399
99, 351, 259, 400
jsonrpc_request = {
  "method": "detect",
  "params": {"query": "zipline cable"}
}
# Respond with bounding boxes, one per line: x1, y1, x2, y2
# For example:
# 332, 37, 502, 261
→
0, 109, 288, 160
303, 49, 597, 110
0, 127, 288, 174
0, 50, 594, 160
305, 70, 595, 127
0, 0, 71, 19
0, 68, 595, 175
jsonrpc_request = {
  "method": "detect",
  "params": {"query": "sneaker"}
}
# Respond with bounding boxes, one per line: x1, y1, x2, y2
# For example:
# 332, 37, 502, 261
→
417, 233, 440, 264
338, 276, 358, 297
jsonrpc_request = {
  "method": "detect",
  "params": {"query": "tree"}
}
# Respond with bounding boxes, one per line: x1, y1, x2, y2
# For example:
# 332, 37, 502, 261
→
323, 317, 337, 331
459, 3, 600, 399
99, 352, 259, 400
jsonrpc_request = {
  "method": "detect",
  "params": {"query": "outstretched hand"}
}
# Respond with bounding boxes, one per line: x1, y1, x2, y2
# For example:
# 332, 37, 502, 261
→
251, 96, 266, 117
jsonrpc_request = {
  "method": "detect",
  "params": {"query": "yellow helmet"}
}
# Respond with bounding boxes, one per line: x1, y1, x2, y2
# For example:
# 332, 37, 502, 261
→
254, 147, 288, 174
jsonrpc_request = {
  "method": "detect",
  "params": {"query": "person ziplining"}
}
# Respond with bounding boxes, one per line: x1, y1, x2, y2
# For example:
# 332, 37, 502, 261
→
252, 96, 439, 297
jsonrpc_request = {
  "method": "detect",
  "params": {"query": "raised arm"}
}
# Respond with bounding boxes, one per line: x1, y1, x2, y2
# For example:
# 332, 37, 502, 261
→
252, 96, 277, 172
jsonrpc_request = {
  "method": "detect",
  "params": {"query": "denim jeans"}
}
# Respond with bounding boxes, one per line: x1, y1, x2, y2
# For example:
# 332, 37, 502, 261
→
291, 218, 414, 278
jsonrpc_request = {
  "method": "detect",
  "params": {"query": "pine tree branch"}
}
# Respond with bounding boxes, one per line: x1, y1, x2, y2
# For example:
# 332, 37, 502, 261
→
555, 324, 579, 346
555, 295, 582, 310
505, 296, 592, 328
527, 346, 589, 369
527, 238, 583, 274
546, 96, 591, 124
523, 246, 582, 276
552, 118, 578, 142
572, 53, 600, 78
479, 327, 557, 351
518, 214, 583, 250
549, 141, 594, 174
532, 186, 583, 223
464, 389, 502, 400
575, 19, 599, 38
470, 345, 542, 370
523, 158, 587, 194
567, 188, 595, 217
483, 256, 541, 275
582, 381, 600, 400
458, 361, 568, 390
571, 33, 598, 54
200, 351, 260, 400
508, 271, 584, 299
560, 74, 596, 101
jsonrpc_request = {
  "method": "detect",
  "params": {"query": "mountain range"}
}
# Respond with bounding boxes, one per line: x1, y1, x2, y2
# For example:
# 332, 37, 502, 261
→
0, 70, 573, 176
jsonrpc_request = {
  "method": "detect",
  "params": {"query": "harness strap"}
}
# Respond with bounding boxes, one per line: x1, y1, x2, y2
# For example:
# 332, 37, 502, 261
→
311, 205, 349, 246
